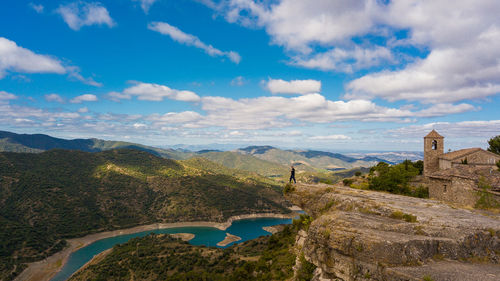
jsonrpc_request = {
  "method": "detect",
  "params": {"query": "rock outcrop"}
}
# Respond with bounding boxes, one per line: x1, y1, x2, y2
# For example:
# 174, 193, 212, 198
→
287, 183, 500, 281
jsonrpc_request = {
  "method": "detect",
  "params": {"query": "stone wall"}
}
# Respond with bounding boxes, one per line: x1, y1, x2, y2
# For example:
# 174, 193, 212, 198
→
428, 177, 478, 206
439, 158, 452, 169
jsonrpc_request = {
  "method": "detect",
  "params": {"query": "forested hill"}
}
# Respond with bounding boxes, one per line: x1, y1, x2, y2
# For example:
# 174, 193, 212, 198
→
0, 149, 289, 280
236, 146, 391, 171
0, 130, 190, 159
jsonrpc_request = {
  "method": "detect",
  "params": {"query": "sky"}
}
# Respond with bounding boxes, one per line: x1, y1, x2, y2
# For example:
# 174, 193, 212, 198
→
1, 0, 499, 151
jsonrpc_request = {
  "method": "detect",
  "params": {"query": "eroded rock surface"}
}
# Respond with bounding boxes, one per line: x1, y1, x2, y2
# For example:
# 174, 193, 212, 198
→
287, 183, 500, 281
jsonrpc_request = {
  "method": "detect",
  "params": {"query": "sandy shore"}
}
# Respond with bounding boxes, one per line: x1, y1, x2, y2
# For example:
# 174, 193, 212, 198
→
217, 233, 242, 247
262, 226, 279, 234
15, 212, 296, 281
170, 233, 195, 241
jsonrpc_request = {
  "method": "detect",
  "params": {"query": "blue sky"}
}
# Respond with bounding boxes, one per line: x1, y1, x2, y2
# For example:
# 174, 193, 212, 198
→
1, 0, 499, 151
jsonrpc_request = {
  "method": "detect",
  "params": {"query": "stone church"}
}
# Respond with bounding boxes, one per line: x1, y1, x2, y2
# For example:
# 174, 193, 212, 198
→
423, 130, 500, 205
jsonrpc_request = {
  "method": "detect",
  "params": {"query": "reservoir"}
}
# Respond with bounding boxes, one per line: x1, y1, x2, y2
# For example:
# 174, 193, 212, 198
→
51, 217, 293, 281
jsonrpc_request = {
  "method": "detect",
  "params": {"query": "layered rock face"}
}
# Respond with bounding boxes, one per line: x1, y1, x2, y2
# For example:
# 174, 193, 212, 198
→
288, 184, 500, 281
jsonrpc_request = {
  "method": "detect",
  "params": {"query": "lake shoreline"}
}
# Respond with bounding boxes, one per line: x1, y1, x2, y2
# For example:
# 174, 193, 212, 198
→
15, 212, 296, 281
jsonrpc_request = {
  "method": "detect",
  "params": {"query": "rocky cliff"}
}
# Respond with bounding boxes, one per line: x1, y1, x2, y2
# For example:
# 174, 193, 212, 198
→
287, 183, 500, 281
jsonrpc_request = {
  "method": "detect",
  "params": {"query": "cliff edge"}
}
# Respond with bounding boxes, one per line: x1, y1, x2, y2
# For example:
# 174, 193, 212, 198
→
287, 183, 500, 281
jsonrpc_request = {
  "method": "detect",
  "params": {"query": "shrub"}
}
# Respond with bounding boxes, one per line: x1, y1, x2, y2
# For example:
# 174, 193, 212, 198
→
296, 254, 316, 281
354, 171, 362, 177
343, 178, 354, 186
293, 215, 313, 231
283, 183, 295, 194
390, 211, 417, 223
368, 160, 425, 198
475, 177, 500, 209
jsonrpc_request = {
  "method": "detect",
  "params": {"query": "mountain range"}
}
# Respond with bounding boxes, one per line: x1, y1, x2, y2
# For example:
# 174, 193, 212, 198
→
0, 131, 390, 177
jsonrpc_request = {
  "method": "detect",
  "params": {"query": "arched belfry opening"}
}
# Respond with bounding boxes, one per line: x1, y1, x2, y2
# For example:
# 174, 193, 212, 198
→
424, 130, 444, 176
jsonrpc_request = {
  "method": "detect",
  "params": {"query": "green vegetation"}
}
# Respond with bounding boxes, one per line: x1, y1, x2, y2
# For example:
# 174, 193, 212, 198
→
368, 161, 428, 198
343, 178, 354, 186
422, 275, 435, 281
296, 254, 317, 281
197, 151, 289, 178
487, 135, 500, 155
71, 225, 299, 281
0, 149, 290, 280
390, 211, 418, 223
283, 183, 295, 194
293, 214, 313, 231
475, 177, 500, 209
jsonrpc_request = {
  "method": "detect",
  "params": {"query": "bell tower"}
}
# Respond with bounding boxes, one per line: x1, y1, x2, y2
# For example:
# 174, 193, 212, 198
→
424, 130, 444, 176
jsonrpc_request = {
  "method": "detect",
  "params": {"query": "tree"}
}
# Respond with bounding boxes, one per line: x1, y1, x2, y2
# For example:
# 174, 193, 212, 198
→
487, 135, 500, 155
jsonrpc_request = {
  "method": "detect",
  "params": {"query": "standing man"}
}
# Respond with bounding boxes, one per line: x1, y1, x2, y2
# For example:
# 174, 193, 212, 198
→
289, 165, 296, 183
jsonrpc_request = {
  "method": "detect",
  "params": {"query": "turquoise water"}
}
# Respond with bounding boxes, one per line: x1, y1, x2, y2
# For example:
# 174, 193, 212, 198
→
50, 217, 292, 281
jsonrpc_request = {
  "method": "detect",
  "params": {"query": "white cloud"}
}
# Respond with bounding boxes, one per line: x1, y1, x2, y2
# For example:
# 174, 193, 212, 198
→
110, 82, 201, 102
216, 0, 378, 53
66, 66, 103, 87
345, 1, 500, 103
291, 46, 394, 73
309, 135, 351, 141
70, 94, 98, 103
190, 94, 411, 130
44, 93, 64, 103
205, 0, 384, 71
230, 76, 245, 86
133, 0, 157, 13
387, 120, 500, 139
148, 111, 203, 124
78, 107, 89, 113
29, 3, 44, 13
148, 21, 241, 63
0, 37, 101, 86
56, 1, 115, 31
415, 103, 478, 117
0, 37, 66, 78
0, 91, 17, 100
265, 78, 321, 95
207, 1, 500, 102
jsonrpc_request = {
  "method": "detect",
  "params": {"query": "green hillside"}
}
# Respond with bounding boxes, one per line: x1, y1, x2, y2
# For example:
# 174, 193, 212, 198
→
196, 151, 290, 178
0, 130, 192, 160
0, 149, 289, 280
70, 224, 307, 281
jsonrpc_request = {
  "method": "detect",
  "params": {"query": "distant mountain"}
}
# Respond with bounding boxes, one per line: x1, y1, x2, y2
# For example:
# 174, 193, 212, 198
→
236, 146, 390, 171
238, 145, 276, 155
346, 151, 423, 163
196, 151, 289, 177
0, 149, 289, 280
0, 131, 192, 160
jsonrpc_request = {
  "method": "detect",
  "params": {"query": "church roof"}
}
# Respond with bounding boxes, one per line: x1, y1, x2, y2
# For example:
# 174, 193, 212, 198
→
424, 129, 444, 138
439, 148, 482, 161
